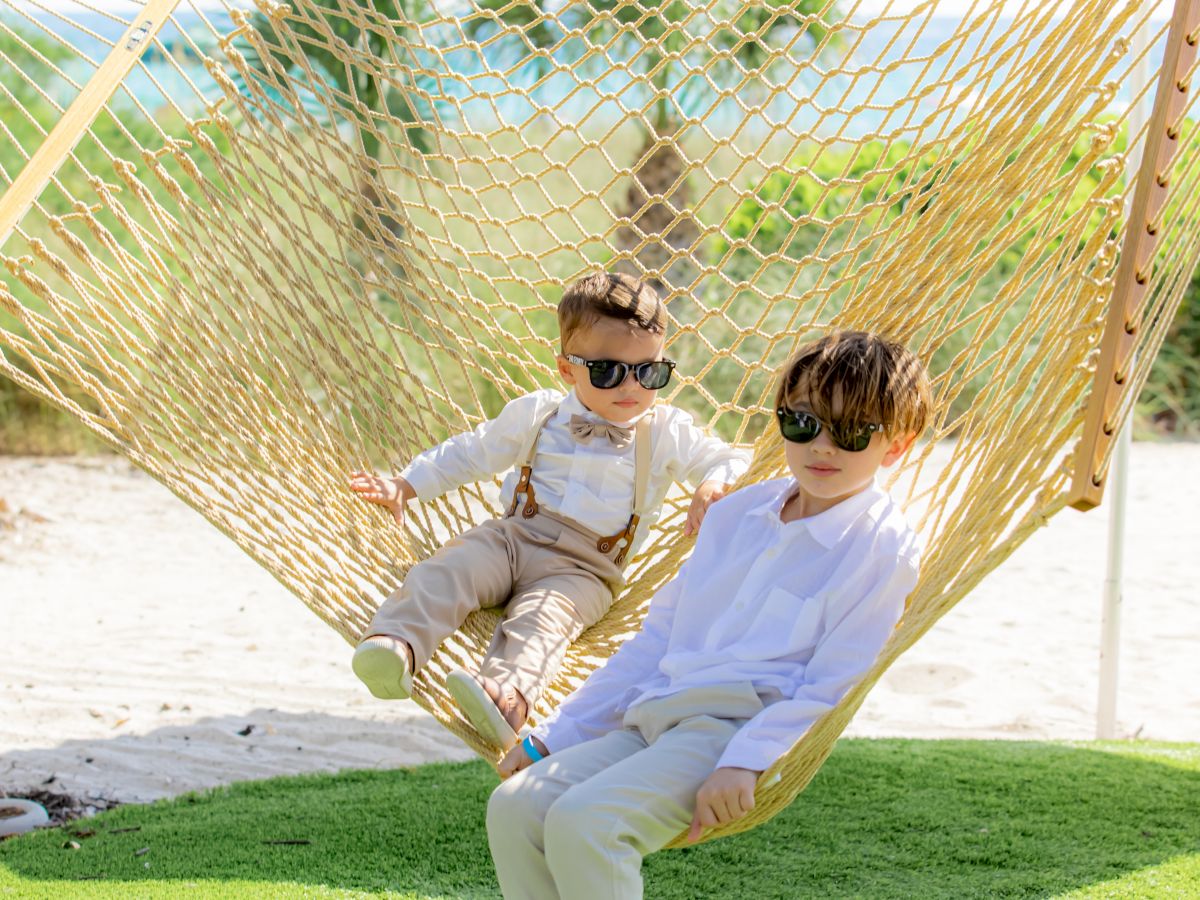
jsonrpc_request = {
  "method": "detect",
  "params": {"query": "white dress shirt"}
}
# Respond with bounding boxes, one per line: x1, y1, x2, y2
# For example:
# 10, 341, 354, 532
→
399, 389, 749, 557
531, 476, 921, 773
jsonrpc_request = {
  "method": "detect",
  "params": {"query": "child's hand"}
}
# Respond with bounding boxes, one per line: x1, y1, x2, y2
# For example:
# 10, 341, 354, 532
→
684, 480, 732, 536
349, 472, 416, 527
497, 736, 548, 779
687, 766, 759, 842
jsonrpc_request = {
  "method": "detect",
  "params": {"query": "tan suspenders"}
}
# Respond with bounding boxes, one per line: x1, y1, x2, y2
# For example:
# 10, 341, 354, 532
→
506, 406, 651, 566
505, 408, 560, 520
596, 417, 651, 566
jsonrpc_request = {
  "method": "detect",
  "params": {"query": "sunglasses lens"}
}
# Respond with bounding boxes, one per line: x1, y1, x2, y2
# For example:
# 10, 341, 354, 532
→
636, 361, 673, 390
830, 423, 877, 452
588, 361, 628, 389
847, 429, 873, 452
776, 406, 881, 451
777, 409, 821, 443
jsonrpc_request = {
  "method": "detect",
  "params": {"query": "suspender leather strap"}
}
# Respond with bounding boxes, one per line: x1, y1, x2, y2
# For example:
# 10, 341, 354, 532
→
505, 408, 559, 519
596, 415, 652, 566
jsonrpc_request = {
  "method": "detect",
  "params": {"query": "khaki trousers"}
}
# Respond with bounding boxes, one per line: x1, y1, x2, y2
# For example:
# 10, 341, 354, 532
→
365, 512, 621, 707
487, 683, 768, 900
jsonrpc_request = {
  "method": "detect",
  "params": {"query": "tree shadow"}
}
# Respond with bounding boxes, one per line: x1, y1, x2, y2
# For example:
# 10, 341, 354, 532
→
0, 740, 1197, 898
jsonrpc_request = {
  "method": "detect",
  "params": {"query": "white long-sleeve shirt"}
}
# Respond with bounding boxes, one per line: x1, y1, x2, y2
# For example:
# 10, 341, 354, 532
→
399, 389, 749, 558
531, 476, 921, 772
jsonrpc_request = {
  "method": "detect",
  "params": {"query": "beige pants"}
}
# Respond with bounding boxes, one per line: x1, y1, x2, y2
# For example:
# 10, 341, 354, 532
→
487, 683, 768, 900
365, 512, 622, 707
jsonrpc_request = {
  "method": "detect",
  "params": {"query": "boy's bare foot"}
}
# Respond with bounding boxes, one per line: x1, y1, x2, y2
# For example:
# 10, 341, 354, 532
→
352, 635, 415, 700
445, 670, 528, 750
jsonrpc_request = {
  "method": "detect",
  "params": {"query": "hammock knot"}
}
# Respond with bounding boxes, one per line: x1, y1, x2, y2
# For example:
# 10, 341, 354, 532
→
106, 162, 136, 184
1091, 81, 1119, 106
187, 128, 221, 161
198, 106, 236, 142
141, 141, 184, 170
227, 8, 250, 30
164, 137, 192, 157
2, 256, 33, 278
1087, 124, 1117, 152
251, 0, 289, 23
46, 222, 96, 272
203, 57, 237, 93
24, 236, 62, 271
218, 30, 246, 58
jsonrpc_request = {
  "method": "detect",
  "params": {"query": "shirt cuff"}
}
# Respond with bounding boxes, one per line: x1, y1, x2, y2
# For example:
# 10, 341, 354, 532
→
530, 718, 585, 756
397, 461, 442, 503
715, 737, 782, 773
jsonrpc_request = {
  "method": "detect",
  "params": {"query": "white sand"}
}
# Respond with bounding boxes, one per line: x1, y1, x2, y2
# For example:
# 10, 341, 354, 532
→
1, 447, 1197, 806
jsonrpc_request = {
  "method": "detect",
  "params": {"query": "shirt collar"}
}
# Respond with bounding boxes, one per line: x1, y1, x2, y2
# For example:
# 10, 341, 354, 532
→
748, 478, 887, 549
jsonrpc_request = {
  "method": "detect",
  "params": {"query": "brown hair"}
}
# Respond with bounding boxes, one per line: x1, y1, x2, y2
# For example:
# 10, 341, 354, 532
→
774, 330, 932, 438
558, 272, 667, 351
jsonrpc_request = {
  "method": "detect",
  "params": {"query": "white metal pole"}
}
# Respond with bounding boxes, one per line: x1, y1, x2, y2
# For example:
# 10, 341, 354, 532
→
1096, 420, 1131, 738
1096, 8, 1154, 740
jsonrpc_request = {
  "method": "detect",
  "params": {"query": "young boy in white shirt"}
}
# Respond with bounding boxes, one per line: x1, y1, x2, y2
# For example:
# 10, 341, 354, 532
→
348, 273, 749, 750
487, 330, 932, 900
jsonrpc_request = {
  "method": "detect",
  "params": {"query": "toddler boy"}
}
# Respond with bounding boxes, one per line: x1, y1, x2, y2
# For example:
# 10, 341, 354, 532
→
349, 273, 749, 749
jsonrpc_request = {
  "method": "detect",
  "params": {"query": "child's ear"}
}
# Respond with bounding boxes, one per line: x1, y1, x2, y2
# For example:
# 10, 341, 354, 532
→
556, 354, 577, 385
880, 432, 917, 467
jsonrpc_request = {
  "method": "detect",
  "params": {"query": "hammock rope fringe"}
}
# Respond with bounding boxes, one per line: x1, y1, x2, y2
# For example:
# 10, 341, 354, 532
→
1, 0, 1198, 844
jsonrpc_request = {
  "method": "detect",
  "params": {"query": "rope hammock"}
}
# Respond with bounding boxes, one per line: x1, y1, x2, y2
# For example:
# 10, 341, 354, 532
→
1, 0, 1198, 845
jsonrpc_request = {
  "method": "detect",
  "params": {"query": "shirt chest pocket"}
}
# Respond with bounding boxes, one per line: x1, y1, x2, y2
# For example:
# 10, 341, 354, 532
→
733, 587, 825, 662
563, 450, 634, 510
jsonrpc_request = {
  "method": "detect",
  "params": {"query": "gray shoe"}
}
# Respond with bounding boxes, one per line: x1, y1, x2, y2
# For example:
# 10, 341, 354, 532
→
446, 670, 521, 750
352, 636, 413, 700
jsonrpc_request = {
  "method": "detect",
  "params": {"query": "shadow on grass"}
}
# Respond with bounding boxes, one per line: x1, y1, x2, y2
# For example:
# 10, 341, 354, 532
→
2, 740, 1198, 898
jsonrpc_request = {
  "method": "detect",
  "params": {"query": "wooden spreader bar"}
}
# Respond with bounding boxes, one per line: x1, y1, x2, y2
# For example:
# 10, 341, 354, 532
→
1068, 0, 1200, 511
0, 0, 185, 250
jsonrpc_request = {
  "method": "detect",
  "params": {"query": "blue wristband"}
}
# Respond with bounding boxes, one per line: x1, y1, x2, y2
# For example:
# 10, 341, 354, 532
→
522, 735, 545, 762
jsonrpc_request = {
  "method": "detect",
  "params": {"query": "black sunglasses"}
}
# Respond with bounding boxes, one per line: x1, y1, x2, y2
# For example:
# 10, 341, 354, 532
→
565, 354, 676, 390
775, 407, 884, 452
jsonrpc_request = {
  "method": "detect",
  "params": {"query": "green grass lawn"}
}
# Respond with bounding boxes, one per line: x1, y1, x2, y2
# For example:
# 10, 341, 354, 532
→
2, 740, 1197, 899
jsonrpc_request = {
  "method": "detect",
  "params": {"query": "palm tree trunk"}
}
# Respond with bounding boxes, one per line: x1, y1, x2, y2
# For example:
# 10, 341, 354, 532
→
614, 120, 700, 293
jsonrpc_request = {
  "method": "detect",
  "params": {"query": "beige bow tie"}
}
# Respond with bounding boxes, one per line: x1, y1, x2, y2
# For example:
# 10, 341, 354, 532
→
568, 414, 634, 449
